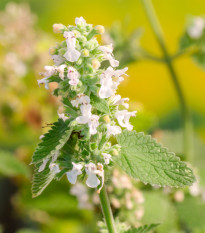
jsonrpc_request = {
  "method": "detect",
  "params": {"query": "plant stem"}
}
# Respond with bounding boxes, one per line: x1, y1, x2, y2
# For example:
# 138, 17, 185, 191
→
141, 0, 192, 162
99, 185, 117, 233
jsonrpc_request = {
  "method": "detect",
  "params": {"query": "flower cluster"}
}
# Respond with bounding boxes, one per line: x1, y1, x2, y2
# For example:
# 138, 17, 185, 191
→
38, 17, 136, 192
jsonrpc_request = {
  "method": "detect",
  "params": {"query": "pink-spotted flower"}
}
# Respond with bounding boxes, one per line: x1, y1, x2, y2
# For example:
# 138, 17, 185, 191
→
67, 66, 79, 86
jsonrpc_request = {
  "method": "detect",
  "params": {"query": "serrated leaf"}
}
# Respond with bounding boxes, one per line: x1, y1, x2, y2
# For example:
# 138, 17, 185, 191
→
32, 164, 56, 198
90, 94, 110, 114
115, 130, 195, 187
124, 223, 159, 233
32, 119, 72, 164
0, 150, 30, 177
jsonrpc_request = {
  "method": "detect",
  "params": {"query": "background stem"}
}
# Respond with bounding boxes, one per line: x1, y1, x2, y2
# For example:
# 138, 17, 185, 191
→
99, 185, 117, 233
141, 0, 193, 162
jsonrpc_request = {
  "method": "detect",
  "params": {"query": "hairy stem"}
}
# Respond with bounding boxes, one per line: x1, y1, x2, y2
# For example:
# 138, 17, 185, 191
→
141, 0, 193, 162
99, 185, 117, 233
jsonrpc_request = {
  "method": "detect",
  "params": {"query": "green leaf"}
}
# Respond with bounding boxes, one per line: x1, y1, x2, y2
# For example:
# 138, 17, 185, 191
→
124, 223, 159, 233
90, 94, 110, 114
115, 130, 195, 187
31, 119, 72, 164
32, 164, 56, 197
31, 119, 73, 197
0, 150, 30, 177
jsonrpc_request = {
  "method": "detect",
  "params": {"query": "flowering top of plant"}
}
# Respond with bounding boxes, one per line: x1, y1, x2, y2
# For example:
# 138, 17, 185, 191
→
31, 17, 195, 198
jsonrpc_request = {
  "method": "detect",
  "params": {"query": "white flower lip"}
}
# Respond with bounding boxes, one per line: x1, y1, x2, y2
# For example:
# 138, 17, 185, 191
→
106, 124, 122, 137
85, 163, 101, 188
66, 162, 83, 184
99, 66, 128, 99
115, 110, 136, 131
63, 31, 81, 62
99, 45, 119, 67
58, 113, 69, 121
76, 104, 99, 135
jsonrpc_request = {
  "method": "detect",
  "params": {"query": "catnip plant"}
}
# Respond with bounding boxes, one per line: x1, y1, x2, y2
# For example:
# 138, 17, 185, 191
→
31, 16, 195, 233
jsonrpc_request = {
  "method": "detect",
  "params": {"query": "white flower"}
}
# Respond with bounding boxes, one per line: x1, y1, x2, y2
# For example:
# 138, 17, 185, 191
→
38, 66, 56, 89
99, 67, 128, 99
99, 44, 119, 67
71, 94, 90, 107
52, 55, 65, 66
58, 113, 69, 121
56, 64, 66, 79
188, 17, 205, 39
38, 158, 49, 172
63, 31, 81, 62
66, 162, 83, 184
49, 163, 60, 173
112, 94, 129, 109
88, 115, 100, 135
76, 104, 99, 135
85, 163, 100, 188
115, 110, 136, 130
75, 17, 86, 26
106, 124, 122, 137
67, 66, 79, 86
99, 75, 114, 98
102, 153, 112, 165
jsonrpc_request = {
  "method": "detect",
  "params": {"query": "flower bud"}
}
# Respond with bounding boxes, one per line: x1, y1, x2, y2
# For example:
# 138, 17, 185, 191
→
103, 115, 111, 123
112, 149, 119, 156
53, 23, 65, 33
49, 47, 56, 55
76, 57, 83, 65
81, 49, 89, 57
85, 64, 94, 73
95, 25, 105, 34
92, 59, 101, 70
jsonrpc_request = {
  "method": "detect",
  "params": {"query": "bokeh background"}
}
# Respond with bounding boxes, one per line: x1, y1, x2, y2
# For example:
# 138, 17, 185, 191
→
0, 0, 205, 233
